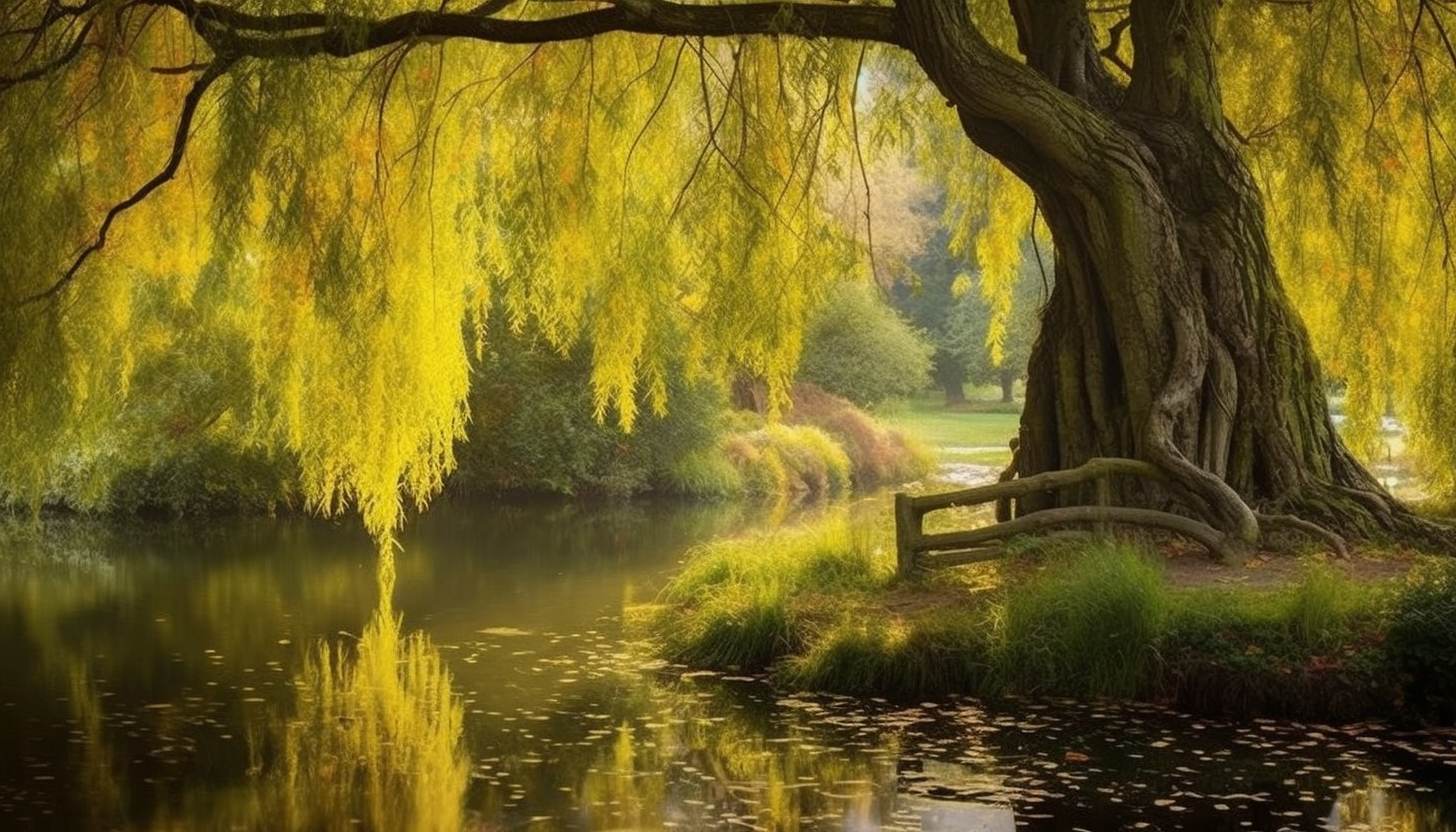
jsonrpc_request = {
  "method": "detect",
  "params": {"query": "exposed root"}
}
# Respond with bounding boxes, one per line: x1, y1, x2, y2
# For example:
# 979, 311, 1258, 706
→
1256, 513, 1347, 558
1144, 305, 1260, 545
1269, 481, 1456, 554
901, 453, 1456, 579
915, 504, 1236, 562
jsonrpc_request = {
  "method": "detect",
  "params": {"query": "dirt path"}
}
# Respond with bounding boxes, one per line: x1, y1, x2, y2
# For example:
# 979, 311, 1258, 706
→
1158, 543, 1423, 589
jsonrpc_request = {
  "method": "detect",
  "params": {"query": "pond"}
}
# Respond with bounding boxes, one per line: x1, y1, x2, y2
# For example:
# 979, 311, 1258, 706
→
2, 500, 1455, 831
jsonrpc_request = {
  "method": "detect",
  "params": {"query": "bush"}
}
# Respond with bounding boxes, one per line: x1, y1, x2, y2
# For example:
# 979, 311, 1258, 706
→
797, 283, 933, 407
102, 441, 296, 517
786, 383, 933, 488
763, 424, 852, 498
452, 323, 724, 498
701, 421, 854, 502
1386, 560, 1456, 720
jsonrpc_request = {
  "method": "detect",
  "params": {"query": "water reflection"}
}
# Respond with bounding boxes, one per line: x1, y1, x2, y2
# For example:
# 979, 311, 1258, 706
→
6, 505, 1456, 831
1333, 778, 1456, 832
2, 540, 469, 831
270, 549, 467, 832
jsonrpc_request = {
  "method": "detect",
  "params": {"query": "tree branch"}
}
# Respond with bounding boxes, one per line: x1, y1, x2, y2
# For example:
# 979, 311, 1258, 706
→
1006, 0, 1120, 104
146, 0, 903, 59
0, 18, 94, 91
16, 56, 235, 307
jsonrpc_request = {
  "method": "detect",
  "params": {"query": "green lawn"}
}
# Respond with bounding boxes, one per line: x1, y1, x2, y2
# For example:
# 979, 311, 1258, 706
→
878, 393, 1021, 467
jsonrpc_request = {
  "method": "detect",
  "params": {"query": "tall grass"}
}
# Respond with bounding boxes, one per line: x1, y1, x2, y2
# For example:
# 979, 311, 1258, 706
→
783, 610, 992, 698
1156, 571, 1387, 719
787, 384, 935, 488
994, 543, 1166, 698
651, 514, 892, 671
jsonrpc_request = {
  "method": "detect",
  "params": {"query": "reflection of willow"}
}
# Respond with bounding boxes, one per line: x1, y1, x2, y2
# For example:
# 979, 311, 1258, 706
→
279, 549, 468, 832
571, 689, 896, 832
1333, 775, 1454, 832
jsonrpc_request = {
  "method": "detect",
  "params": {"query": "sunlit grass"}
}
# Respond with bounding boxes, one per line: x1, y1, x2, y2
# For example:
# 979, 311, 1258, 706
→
875, 394, 1020, 477
650, 512, 893, 671
878, 396, 1023, 452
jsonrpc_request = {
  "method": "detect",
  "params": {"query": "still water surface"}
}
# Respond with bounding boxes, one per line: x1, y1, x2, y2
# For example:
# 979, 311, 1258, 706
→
2, 500, 1455, 831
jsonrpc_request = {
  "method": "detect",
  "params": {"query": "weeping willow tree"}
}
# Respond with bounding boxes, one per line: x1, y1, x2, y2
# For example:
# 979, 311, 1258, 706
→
1, 0, 1454, 550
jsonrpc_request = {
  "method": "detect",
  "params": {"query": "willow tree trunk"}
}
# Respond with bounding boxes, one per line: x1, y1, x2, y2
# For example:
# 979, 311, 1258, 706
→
898, 0, 1444, 549
1015, 122, 1404, 540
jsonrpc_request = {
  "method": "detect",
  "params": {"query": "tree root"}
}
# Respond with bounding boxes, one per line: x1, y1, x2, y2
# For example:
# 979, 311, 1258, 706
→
917, 504, 1235, 562
906, 455, 1456, 577
1271, 481, 1456, 554
1256, 513, 1347, 558
904, 457, 1241, 564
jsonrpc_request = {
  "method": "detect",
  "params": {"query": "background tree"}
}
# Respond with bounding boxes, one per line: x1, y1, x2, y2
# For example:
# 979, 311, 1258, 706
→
892, 222, 971, 405
1, 0, 1453, 549
893, 214, 1048, 406
453, 314, 724, 498
945, 245, 1048, 405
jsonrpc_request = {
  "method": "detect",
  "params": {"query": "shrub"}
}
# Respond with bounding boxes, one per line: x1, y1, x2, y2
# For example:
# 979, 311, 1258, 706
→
103, 441, 296, 517
1386, 560, 1456, 720
797, 283, 933, 407
452, 322, 724, 498
786, 383, 933, 488
708, 423, 853, 503
763, 424, 852, 498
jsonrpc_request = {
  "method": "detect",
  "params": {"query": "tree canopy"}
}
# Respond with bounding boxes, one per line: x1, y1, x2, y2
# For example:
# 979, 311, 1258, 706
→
2, 0, 1454, 545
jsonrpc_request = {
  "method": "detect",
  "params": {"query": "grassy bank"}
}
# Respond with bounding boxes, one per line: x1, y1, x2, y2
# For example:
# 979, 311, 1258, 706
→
634, 514, 1456, 724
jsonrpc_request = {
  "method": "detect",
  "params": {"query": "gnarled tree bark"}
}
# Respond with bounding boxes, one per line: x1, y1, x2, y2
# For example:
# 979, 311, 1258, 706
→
897, 0, 1453, 551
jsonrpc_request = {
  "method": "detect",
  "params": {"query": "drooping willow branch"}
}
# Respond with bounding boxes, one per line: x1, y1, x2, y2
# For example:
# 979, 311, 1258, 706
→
16, 56, 234, 307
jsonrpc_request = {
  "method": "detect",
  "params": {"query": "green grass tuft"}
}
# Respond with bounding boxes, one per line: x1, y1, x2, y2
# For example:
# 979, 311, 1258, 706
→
651, 515, 893, 671
993, 543, 1166, 699
663, 449, 744, 498
783, 610, 991, 698
877, 394, 1022, 452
